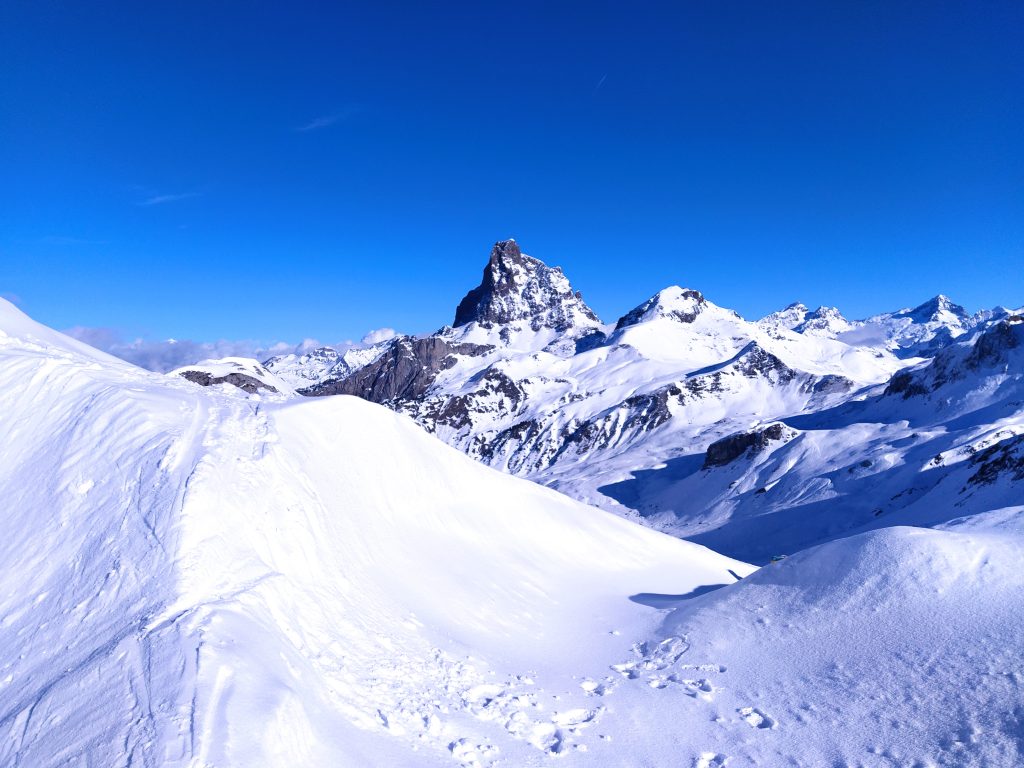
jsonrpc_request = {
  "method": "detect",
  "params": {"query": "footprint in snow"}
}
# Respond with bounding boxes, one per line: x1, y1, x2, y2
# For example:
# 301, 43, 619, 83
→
695, 752, 728, 767
738, 706, 775, 729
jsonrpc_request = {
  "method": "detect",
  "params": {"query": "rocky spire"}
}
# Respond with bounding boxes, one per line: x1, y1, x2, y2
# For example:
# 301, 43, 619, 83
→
453, 240, 601, 332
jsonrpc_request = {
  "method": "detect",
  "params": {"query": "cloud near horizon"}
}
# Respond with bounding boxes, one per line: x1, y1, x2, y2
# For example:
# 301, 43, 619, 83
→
360, 327, 397, 345
60, 327, 393, 373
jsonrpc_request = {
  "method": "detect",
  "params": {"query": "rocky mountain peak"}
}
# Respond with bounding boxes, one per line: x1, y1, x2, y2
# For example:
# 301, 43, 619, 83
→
757, 302, 809, 331
615, 287, 708, 330
905, 294, 970, 324
453, 240, 601, 332
794, 306, 852, 336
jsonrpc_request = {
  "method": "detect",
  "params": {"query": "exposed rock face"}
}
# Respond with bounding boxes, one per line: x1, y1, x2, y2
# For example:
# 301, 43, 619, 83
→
179, 370, 277, 394
964, 320, 1022, 369
968, 434, 1024, 486
885, 320, 1023, 399
884, 369, 931, 399
757, 302, 809, 331
734, 344, 798, 382
615, 287, 707, 330
300, 336, 492, 402
400, 369, 527, 433
453, 240, 601, 332
703, 423, 791, 468
794, 306, 851, 336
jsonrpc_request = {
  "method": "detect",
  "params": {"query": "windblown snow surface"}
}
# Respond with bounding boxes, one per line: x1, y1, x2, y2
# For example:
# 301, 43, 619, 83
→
1, 297, 1023, 767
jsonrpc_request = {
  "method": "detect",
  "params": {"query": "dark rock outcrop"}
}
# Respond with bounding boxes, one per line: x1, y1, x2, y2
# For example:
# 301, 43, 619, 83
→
301, 336, 492, 402
884, 369, 931, 399
968, 434, 1024, 486
179, 370, 277, 394
703, 423, 790, 468
739, 346, 795, 381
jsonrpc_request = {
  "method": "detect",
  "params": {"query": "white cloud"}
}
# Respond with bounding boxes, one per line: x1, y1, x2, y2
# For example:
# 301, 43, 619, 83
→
62, 327, 361, 373
360, 327, 398, 345
295, 105, 362, 132
137, 192, 201, 207
63, 323, 402, 374
297, 115, 341, 132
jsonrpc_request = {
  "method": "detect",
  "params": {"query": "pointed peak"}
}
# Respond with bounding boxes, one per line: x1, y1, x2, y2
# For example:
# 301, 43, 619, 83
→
804, 305, 846, 321
453, 240, 600, 332
793, 305, 852, 336
615, 286, 707, 330
757, 301, 809, 330
907, 294, 969, 321
488, 238, 521, 262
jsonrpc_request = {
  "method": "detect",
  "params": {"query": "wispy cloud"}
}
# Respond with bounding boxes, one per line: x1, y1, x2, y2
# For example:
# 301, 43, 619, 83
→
592, 73, 608, 96
295, 105, 362, 133
137, 192, 201, 207
297, 114, 342, 132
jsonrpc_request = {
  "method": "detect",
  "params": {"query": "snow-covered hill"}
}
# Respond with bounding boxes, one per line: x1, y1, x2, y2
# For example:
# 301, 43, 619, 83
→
4, 297, 1024, 766
0, 297, 749, 765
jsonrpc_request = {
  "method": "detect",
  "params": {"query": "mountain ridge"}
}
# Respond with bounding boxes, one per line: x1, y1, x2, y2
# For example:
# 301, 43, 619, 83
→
258, 240, 1021, 562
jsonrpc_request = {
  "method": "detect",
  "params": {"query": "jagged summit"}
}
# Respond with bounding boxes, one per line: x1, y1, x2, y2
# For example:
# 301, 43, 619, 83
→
453, 240, 601, 332
757, 302, 809, 330
902, 294, 970, 324
615, 286, 708, 330
795, 305, 852, 336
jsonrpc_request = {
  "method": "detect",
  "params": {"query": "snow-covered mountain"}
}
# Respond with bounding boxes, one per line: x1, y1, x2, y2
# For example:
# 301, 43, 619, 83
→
4, 296, 1024, 766
606, 314, 1024, 561
756, 302, 854, 336
265, 240, 1022, 564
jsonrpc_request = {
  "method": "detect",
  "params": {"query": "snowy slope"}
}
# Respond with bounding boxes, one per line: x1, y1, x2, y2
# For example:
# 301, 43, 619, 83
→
623, 513, 1024, 766
607, 317, 1024, 562
0, 297, 757, 766
4, 296, 1024, 767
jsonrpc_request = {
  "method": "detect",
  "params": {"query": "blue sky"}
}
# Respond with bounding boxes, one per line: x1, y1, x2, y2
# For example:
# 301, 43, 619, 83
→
1, 1, 1021, 350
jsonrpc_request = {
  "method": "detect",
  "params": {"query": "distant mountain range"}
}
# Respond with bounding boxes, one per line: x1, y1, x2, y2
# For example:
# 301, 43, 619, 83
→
240, 239, 1022, 562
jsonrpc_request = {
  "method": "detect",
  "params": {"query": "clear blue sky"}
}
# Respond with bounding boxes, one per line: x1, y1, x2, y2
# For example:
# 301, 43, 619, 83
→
2, 1, 1021, 345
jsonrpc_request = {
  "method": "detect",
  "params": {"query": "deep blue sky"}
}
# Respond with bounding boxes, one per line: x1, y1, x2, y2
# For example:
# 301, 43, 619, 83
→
2, 1, 1021, 346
